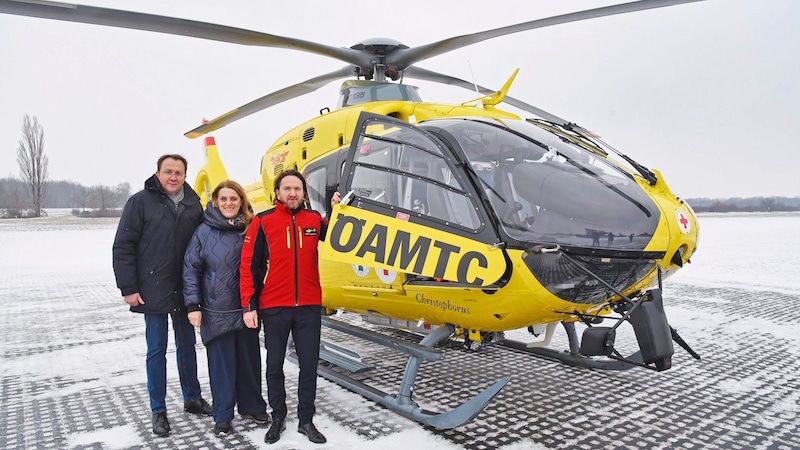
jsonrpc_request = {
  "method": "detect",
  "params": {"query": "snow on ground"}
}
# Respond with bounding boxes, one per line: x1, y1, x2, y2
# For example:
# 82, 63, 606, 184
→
1, 210, 799, 449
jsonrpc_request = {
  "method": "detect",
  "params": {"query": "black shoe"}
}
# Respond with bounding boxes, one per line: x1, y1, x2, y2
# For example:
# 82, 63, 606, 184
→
241, 412, 271, 425
184, 398, 212, 416
152, 412, 170, 437
263, 419, 285, 444
214, 421, 232, 436
298, 422, 327, 444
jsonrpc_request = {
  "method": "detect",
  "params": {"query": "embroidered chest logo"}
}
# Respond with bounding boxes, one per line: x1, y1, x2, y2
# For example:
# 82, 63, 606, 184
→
303, 227, 318, 237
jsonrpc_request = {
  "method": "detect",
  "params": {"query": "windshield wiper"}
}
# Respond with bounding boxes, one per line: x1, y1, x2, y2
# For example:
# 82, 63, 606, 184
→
562, 122, 657, 186
530, 119, 658, 186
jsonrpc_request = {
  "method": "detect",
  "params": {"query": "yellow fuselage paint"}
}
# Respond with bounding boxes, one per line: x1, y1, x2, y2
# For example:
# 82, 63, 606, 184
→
194, 98, 699, 335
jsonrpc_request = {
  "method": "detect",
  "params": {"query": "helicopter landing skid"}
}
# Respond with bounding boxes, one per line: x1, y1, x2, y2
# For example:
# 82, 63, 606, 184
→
288, 316, 509, 429
501, 321, 642, 371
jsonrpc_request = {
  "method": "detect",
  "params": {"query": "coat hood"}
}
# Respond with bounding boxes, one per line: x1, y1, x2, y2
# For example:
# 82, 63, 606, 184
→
202, 203, 248, 233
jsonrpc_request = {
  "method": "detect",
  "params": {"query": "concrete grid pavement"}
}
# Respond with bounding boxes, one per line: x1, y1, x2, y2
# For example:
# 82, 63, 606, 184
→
1, 216, 799, 449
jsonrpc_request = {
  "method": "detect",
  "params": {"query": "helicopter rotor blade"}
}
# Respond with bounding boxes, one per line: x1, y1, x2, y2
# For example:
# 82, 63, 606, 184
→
1, 0, 706, 135
403, 66, 570, 125
392, 0, 705, 68
184, 65, 357, 139
0, 0, 371, 67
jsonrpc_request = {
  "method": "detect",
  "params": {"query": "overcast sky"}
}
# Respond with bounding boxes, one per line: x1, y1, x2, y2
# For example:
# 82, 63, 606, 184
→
1, 0, 798, 199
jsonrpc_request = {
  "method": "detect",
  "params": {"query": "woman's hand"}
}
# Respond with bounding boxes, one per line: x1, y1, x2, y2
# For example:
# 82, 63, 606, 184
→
188, 311, 202, 327
243, 310, 259, 328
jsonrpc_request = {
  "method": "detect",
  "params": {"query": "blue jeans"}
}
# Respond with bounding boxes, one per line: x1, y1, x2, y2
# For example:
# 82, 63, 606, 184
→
144, 312, 202, 413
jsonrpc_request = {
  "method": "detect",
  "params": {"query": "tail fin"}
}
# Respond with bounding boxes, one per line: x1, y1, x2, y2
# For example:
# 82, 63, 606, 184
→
192, 120, 229, 207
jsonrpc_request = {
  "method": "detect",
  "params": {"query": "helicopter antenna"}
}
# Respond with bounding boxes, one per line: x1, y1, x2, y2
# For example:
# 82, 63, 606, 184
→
464, 60, 486, 110
467, 60, 480, 95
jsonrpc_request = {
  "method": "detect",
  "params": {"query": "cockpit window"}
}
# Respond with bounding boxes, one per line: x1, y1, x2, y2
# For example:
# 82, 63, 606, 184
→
425, 118, 660, 249
349, 121, 481, 230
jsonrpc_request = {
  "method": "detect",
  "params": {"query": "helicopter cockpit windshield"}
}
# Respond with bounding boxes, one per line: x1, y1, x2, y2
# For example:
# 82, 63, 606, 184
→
424, 118, 661, 250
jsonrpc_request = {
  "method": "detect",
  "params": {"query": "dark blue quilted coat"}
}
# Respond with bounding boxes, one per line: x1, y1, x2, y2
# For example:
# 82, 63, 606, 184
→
183, 205, 247, 345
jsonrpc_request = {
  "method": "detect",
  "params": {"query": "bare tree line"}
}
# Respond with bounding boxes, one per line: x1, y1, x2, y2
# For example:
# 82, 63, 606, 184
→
2, 114, 131, 218
0, 178, 131, 216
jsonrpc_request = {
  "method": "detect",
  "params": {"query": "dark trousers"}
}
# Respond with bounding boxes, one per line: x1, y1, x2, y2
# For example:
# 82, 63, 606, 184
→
143, 312, 201, 413
259, 306, 322, 424
206, 325, 267, 423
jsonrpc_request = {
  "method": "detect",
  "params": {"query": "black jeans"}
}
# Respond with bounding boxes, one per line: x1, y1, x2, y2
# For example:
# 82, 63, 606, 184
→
259, 305, 322, 424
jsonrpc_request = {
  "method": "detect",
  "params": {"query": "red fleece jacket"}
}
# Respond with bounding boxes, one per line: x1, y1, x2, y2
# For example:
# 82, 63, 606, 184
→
240, 202, 328, 311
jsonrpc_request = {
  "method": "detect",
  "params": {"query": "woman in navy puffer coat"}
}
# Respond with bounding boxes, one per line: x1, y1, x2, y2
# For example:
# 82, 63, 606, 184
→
183, 180, 269, 434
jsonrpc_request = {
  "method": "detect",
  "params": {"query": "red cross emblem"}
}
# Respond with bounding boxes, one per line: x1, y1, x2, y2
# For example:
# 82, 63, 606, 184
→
676, 210, 691, 234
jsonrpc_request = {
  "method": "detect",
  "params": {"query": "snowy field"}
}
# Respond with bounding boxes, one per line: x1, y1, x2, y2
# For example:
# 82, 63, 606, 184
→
0, 210, 798, 449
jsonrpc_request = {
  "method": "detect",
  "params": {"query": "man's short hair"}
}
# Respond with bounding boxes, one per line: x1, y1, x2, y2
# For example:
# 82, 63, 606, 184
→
157, 154, 188, 172
274, 169, 306, 192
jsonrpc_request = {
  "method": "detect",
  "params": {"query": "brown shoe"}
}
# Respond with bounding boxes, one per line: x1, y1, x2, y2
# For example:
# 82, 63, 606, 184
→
241, 412, 271, 425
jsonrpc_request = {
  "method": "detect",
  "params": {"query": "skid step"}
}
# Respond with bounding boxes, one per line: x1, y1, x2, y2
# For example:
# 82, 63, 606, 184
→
287, 316, 509, 429
319, 339, 375, 374
322, 316, 443, 361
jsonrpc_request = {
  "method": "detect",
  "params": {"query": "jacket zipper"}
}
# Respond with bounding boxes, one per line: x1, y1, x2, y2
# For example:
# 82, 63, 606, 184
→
291, 214, 299, 306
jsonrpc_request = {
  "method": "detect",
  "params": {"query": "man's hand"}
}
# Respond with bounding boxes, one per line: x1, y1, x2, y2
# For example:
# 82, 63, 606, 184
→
123, 293, 144, 306
331, 191, 341, 208
243, 310, 259, 328
188, 311, 202, 327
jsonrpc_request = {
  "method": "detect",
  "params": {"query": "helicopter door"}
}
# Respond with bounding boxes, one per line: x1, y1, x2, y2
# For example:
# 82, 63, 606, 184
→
320, 113, 509, 287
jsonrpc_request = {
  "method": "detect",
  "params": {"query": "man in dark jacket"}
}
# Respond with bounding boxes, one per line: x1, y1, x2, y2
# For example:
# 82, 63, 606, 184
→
112, 154, 211, 437
240, 169, 330, 445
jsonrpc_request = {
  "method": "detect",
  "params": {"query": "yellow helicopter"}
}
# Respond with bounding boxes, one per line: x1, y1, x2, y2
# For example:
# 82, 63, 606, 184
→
0, 0, 703, 429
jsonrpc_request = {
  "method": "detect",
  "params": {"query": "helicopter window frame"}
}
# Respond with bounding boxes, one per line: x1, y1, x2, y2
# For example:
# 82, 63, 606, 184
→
346, 117, 483, 232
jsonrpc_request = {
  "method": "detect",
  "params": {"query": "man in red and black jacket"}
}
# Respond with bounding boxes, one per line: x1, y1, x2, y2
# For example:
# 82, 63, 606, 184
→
240, 169, 331, 445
